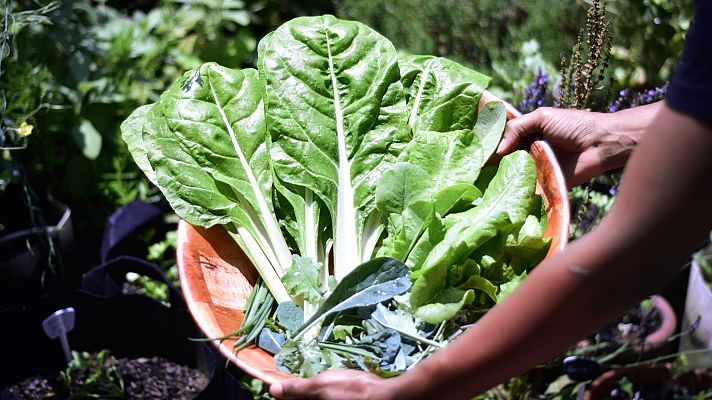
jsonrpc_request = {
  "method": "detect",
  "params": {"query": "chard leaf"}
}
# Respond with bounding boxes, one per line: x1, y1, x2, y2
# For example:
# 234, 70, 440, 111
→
260, 15, 409, 280
413, 287, 475, 324
399, 55, 491, 133
276, 302, 304, 333
258, 328, 286, 355
295, 258, 411, 339
283, 255, 324, 303
159, 65, 282, 246
120, 104, 156, 184
375, 163, 430, 215
260, 31, 329, 271
142, 64, 293, 302
143, 103, 236, 228
473, 101, 508, 162
400, 129, 484, 194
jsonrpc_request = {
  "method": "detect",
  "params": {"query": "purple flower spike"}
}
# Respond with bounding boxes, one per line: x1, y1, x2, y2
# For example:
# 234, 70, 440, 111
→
519, 70, 551, 113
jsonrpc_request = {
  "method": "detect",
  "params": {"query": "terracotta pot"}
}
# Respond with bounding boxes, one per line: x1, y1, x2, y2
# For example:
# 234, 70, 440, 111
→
176, 91, 571, 384
679, 260, 712, 368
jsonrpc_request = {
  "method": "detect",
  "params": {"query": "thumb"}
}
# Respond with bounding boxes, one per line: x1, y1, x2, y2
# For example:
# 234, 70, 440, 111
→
496, 110, 543, 156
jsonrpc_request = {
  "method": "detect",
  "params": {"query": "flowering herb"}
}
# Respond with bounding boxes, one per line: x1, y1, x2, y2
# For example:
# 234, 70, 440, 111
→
557, 0, 613, 109
519, 70, 551, 113
608, 84, 668, 113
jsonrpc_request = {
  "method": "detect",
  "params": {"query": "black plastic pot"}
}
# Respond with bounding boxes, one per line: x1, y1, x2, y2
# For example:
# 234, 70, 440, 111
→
0, 184, 75, 303
0, 256, 248, 399
0, 199, 254, 399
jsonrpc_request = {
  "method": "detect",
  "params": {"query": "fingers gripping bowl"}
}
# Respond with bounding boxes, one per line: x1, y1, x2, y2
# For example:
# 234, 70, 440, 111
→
176, 91, 570, 384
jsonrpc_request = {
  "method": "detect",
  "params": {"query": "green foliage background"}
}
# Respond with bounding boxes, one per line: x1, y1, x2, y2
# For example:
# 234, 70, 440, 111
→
0, 0, 695, 264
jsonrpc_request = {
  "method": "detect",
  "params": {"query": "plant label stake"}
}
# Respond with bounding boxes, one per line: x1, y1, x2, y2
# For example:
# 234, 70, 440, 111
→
42, 307, 76, 363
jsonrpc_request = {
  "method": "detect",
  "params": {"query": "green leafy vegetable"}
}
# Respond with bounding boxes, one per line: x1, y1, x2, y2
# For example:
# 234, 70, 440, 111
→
260, 15, 409, 281
121, 14, 554, 376
283, 256, 324, 303
276, 302, 305, 334
473, 101, 508, 162
399, 55, 490, 133
294, 257, 412, 340
258, 328, 286, 355
371, 304, 442, 348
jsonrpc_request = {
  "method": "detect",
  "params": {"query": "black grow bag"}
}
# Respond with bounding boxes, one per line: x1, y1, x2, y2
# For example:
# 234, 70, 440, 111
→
0, 256, 225, 399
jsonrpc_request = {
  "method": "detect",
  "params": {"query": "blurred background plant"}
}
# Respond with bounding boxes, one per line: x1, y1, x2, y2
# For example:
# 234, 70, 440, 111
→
0, 0, 334, 285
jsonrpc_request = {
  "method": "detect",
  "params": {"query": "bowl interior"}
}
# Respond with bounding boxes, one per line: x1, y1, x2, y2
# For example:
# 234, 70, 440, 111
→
177, 94, 570, 384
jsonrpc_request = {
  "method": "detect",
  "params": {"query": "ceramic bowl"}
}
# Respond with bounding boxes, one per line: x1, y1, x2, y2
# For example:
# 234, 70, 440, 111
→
177, 92, 570, 383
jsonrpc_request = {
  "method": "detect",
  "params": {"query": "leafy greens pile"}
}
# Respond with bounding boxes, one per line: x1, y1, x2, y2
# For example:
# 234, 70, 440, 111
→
121, 15, 551, 377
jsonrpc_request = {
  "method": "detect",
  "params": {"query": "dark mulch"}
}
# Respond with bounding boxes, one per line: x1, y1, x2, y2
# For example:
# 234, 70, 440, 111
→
0, 355, 208, 400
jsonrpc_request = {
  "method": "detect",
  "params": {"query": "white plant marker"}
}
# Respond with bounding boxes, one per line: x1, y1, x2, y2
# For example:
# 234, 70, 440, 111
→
42, 307, 76, 363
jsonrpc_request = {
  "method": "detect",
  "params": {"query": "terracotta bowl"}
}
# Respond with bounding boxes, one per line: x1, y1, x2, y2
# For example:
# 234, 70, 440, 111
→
177, 92, 571, 384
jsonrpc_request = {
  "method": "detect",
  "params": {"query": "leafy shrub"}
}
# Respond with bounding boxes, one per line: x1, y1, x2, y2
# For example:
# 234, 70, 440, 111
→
333, 0, 584, 90
0, 0, 333, 252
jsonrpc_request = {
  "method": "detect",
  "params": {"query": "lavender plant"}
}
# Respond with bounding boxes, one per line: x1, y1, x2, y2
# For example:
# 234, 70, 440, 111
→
518, 70, 551, 114
608, 84, 668, 112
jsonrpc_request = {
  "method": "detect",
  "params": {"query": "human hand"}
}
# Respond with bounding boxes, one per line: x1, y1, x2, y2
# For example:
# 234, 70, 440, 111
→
269, 369, 395, 400
495, 105, 656, 187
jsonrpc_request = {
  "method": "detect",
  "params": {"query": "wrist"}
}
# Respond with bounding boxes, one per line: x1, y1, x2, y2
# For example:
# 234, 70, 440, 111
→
593, 106, 654, 171
605, 102, 661, 144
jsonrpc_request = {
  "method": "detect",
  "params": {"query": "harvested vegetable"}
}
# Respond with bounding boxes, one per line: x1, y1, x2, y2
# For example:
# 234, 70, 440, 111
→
121, 15, 550, 377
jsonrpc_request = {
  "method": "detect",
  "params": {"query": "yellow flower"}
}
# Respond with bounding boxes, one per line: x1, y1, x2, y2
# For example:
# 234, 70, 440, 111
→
17, 122, 34, 138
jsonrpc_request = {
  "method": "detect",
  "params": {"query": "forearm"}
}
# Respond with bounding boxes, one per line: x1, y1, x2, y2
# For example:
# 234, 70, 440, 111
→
386, 105, 712, 400
389, 232, 648, 399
